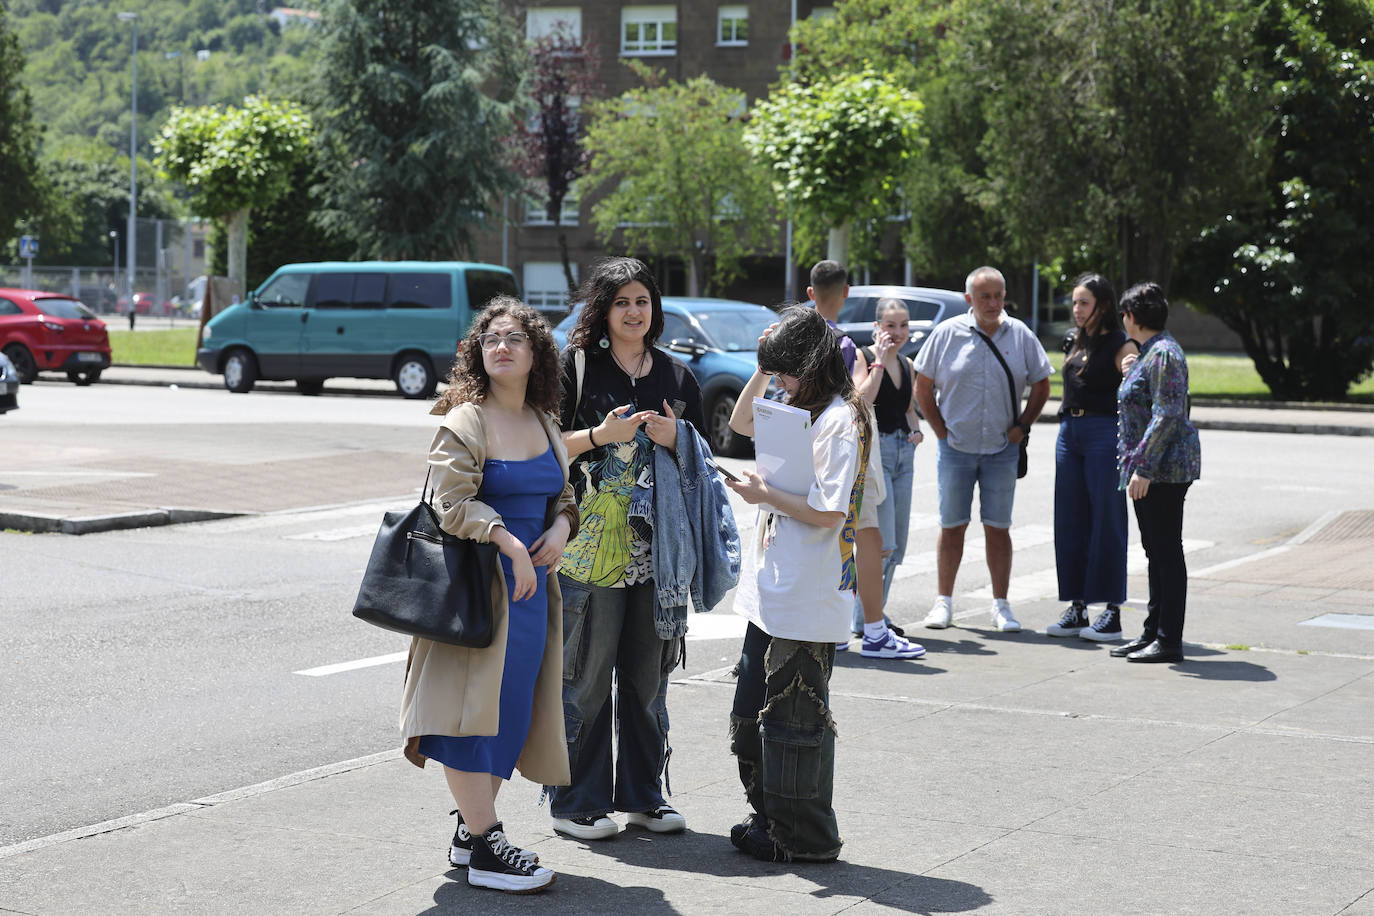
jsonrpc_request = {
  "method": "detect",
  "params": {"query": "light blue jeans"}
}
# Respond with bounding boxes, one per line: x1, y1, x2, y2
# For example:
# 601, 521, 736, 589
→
852, 429, 917, 632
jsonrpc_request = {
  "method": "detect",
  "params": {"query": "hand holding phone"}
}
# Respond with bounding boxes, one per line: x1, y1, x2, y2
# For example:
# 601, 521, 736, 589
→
715, 463, 741, 483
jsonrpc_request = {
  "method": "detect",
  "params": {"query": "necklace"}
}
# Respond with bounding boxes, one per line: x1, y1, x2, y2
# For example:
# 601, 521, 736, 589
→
611, 347, 649, 387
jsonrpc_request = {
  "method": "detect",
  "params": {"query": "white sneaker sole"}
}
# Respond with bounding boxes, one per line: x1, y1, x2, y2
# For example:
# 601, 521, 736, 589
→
467, 867, 556, 893
923, 615, 952, 629
449, 844, 470, 867
1079, 630, 1123, 642
1045, 626, 1083, 637
552, 818, 619, 840
992, 619, 1022, 632
625, 812, 686, 833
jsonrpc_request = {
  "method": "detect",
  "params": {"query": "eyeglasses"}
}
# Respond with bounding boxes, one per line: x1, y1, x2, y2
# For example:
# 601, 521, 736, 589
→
478, 332, 530, 350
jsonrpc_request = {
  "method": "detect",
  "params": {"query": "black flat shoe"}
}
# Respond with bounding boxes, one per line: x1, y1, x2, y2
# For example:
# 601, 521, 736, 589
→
1126, 640, 1183, 664
1110, 638, 1153, 658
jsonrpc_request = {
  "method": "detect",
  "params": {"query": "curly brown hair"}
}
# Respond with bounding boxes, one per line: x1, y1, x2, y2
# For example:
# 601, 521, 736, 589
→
430, 296, 561, 416
568, 257, 664, 351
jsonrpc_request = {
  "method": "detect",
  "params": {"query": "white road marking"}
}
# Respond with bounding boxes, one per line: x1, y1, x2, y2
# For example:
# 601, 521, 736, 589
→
294, 651, 408, 677
284, 523, 379, 542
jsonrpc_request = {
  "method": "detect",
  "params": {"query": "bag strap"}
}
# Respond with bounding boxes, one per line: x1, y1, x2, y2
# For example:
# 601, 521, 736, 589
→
972, 328, 1023, 425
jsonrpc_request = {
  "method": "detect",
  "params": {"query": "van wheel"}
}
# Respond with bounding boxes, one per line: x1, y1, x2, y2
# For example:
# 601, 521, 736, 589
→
708, 390, 751, 458
3, 344, 37, 384
394, 354, 436, 399
296, 378, 325, 396
67, 369, 102, 386
223, 348, 258, 394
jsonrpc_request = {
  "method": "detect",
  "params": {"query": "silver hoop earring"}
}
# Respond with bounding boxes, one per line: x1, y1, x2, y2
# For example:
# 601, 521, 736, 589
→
598, 336, 610, 349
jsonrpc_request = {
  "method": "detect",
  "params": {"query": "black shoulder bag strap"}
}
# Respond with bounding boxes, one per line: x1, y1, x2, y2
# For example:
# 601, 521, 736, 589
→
972, 328, 1022, 428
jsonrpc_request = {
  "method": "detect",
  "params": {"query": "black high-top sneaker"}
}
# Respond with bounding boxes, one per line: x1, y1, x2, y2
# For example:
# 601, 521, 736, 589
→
448, 809, 473, 867
466, 822, 555, 893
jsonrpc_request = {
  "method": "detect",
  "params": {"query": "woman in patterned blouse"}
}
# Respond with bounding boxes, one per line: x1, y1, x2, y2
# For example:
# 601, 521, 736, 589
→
1111, 282, 1201, 664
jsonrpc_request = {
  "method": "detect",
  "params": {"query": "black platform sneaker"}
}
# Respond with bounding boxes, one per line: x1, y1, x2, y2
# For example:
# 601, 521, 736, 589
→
466, 822, 555, 893
448, 809, 473, 867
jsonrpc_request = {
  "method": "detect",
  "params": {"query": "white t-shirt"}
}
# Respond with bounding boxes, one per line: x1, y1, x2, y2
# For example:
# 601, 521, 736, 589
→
733, 397, 861, 642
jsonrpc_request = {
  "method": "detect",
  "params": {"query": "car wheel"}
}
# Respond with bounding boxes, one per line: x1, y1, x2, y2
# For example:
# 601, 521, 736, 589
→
223, 348, 258, 394
67, 369, 102, 386
295, 378, 325, 396
3, 344, 37, 384
707, 390, 751, 458
394, 353, 436, 399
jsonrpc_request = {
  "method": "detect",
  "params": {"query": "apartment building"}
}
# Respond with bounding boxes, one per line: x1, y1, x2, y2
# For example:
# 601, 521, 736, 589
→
477, 2, 842, 312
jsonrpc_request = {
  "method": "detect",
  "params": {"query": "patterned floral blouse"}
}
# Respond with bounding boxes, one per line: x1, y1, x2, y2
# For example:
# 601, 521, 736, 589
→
1117, 331, 1201, 488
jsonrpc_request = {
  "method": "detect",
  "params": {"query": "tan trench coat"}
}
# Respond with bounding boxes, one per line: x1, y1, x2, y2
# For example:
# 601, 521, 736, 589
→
399, 402, 578, 787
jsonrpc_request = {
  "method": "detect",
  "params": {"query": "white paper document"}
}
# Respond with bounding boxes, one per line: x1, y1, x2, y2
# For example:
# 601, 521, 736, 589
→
751, 397, 815, 498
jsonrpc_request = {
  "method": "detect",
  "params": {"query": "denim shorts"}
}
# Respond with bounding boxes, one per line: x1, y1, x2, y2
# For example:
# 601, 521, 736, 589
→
936, 438, 1019, 529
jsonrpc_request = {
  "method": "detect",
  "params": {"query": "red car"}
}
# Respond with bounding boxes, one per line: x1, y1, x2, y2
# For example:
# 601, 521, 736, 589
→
0, 288, 112, 385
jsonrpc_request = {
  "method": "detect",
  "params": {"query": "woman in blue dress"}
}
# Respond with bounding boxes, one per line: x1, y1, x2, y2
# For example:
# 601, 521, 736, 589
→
399, 297, 580, 894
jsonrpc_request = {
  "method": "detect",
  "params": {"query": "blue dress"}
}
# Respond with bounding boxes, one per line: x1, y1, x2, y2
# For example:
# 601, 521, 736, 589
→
417, 444, 564, 779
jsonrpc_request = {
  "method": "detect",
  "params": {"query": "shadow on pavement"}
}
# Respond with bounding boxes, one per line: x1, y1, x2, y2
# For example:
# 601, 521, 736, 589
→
426, 871, 670, 913
561, 830, 993, 914
1178, 658, 1277, 681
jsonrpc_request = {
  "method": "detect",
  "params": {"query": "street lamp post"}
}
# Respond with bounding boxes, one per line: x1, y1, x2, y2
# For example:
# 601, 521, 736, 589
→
118, 11, 138, 308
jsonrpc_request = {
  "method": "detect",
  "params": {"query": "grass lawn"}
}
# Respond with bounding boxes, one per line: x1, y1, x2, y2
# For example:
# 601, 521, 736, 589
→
108, 328, 199, 367
1047, 351, 1374, 404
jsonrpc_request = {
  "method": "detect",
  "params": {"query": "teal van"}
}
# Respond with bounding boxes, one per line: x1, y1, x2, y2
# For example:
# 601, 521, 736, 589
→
195, 261, 518, 397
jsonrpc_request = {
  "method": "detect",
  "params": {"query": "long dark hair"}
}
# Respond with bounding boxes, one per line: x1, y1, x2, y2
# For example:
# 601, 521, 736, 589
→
757, 306, 871, 443
430, 296, 561, 416
568, 257, 665, 352
1068, 273, 1121, 366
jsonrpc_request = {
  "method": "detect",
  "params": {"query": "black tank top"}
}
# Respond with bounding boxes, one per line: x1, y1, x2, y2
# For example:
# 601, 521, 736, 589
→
862, 347, 913, 434
1061, 329, 1130, 415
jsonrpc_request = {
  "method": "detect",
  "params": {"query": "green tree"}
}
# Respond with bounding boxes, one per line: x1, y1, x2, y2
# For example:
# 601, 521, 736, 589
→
944, 0, 1268, 290
1178, 0, 1374, 400
310, 0, 526, 260
744, 69, 922, 267
0, 5, 45, 244
583, 68, 776, 296
154, 96, 313, 296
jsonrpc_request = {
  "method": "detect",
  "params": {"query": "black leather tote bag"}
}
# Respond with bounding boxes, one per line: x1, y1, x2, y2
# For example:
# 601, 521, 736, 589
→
352, 486, 499, 648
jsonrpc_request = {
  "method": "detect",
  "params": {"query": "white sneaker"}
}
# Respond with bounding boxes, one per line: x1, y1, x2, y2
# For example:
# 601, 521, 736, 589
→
551, 815, 618, 840
990, 600, 1021, 632
625, 805, 686, 833
923, 597, 953, 629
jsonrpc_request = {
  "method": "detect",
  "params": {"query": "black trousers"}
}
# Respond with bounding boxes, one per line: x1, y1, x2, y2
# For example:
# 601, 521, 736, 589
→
1132, 481, 1191, 647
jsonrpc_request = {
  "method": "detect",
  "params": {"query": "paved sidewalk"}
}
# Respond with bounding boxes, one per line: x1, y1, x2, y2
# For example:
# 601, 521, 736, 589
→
2, 584, 1371, 914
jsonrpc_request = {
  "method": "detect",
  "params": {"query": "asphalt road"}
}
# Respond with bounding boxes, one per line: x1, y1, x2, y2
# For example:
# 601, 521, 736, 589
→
2, 381, 1368, 847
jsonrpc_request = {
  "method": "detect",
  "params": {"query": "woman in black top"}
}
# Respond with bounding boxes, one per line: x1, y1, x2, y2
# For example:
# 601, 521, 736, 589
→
547, 257, 706, 842
1048, 274, 1138, 642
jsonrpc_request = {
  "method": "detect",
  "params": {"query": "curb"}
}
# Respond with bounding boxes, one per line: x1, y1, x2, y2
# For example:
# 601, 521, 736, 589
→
0, 507, 247, 536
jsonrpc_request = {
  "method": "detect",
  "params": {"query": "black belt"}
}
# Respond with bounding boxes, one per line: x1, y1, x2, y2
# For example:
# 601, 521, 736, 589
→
1061, 408, 1115, 418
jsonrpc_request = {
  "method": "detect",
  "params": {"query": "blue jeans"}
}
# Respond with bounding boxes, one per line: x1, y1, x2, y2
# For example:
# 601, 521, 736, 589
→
852, 430, 916, 631
1054, 416, 1128, 604
729, 623, 842, 860
936, 438, 1019, 529
549, 576, 679, 819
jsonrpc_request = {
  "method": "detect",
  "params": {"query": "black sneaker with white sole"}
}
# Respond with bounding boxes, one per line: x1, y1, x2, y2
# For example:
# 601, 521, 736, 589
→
448, 809, 472, 867
1080, 604, 1124, 642
625, 805, 686, 833
1046, 601, 1088, 637
466, 822, 555, 894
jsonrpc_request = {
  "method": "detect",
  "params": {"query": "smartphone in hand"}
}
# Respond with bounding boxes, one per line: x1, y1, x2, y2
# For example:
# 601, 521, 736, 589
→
715, 463, 741, 483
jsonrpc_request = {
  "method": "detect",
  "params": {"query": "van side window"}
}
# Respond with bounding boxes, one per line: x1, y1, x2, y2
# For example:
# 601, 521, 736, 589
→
257, 273, 312, 308
353, 274, 387, 309
465, 269, 519, 312
387, 273, 450, 309
904, 299, 942, 323
312, 273, 355, 310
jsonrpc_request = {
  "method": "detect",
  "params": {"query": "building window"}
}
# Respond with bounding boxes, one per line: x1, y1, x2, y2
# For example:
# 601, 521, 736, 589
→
523, 183, 580, 226
718, 5, 748, 46
621, 6, 676, 56
523, 262, 576, 311
526, 6, 581, 42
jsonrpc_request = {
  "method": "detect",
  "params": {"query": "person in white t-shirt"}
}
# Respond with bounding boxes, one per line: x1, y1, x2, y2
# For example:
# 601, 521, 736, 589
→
719, 306, 871, 863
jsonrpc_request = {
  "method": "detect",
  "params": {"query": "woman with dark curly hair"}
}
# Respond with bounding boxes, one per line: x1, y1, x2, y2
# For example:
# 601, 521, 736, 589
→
548, 257, 708, 842
1047, 274, 1138, 643
399, 296, 581, 893
1111, 282, 1201, 664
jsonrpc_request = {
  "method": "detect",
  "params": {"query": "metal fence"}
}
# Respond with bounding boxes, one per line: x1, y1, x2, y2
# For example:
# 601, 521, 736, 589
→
2, 218, 204, 317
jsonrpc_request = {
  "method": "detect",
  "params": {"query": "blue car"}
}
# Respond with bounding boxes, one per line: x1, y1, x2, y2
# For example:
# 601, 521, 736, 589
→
551, 297, 778, 457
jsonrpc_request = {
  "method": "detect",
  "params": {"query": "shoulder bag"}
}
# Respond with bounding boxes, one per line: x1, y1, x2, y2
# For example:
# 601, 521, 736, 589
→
973, 329, 1029, 479
351, 468, 499, 648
